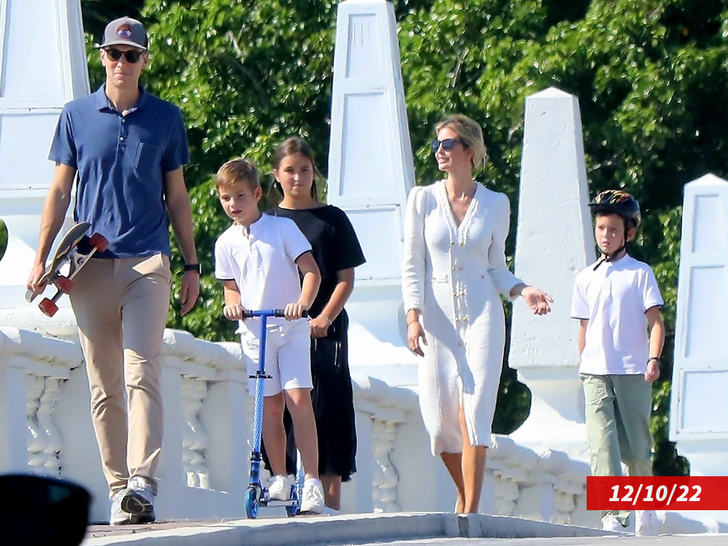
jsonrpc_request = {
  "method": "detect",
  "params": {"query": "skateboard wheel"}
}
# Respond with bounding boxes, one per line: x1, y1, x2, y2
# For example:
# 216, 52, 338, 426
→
89, 233, 109, 252
55, 276, 74, 293
244, 486, 259, 519
39, 298, 58, 318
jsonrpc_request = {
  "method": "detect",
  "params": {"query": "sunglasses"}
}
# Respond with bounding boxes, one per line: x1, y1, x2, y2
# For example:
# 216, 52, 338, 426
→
104, 48, 144, 63
430, 138, 467, 153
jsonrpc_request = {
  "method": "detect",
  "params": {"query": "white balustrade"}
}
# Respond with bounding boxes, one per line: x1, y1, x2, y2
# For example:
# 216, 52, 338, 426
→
1, 324, 720, 533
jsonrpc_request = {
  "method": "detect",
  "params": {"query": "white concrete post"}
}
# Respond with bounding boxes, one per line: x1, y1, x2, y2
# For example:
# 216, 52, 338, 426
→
669, 174, 728, 525
508, 88, 595, 461
0, 359, 28, 471
0, 0, 88, 334
328, 0, 418, 387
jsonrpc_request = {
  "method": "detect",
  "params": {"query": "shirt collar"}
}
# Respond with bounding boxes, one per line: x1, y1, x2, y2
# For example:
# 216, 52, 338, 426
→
94, 84, 148, 112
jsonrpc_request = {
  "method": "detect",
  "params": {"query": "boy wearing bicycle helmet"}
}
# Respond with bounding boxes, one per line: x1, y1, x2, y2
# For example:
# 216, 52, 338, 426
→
571, 190, 665, 536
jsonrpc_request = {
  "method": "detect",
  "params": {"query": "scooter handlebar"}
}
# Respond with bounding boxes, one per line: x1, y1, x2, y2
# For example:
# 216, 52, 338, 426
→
240, 309, 310, 319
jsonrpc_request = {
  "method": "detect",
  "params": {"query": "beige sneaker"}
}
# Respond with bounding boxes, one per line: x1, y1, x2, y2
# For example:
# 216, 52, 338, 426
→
635, 510, 659, 536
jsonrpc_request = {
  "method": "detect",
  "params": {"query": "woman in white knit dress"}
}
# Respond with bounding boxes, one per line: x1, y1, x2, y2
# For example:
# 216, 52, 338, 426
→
402, 114, 552, 514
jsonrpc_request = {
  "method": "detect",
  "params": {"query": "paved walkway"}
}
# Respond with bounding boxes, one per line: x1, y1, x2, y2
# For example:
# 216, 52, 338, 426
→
80, 512, 722, 546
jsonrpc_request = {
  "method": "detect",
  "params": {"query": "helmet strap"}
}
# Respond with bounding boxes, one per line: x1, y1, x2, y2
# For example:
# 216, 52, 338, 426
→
593, 239, 628, 271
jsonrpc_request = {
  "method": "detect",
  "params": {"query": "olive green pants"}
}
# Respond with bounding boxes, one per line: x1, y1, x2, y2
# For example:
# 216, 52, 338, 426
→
581, 373, 654, 523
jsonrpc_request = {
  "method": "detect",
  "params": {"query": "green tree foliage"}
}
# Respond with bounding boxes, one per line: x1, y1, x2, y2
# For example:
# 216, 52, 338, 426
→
82, 0, 146, 40
81, 0, 728, 475
0, 219, 7, 262
397, 0, 728, 474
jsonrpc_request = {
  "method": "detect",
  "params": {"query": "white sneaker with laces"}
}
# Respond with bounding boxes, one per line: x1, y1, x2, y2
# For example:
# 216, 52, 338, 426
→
267, 474, 292, 501
635, 509, 659, 536
300, 479, 325, 514
121, 476, 156, 524
110, 489, 130, 525
601, 514, 625, 533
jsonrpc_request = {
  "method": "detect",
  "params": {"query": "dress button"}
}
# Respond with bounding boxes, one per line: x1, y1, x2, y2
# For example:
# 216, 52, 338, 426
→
457, 342, 462, 347
120, 136, 125, 141
450, 241, 455, 245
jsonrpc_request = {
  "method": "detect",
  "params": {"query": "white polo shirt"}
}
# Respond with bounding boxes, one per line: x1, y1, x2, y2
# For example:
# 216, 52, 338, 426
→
214, 213, 312, 333
571, 254, 663, 375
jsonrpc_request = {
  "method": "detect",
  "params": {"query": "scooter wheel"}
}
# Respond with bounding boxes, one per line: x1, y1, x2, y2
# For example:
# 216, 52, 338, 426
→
89, 233, 109, 252
285, 484, 298, 517
55, 276, 74, 293
285, 504, 298, 518
39, 298, 58, 318
244, 486, 259, 519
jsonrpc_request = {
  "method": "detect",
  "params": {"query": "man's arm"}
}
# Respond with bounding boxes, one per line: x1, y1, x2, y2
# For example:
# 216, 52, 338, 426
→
27, 163, 76, 292
645, 306, 665, 383
164, 166, 199, 316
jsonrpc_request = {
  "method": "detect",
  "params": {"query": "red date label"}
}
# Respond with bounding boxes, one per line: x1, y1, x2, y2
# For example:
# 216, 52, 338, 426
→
587, 477, 728, 510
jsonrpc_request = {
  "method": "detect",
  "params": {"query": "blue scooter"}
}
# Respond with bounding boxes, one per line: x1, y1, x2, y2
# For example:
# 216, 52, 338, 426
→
240, 309, 306, 519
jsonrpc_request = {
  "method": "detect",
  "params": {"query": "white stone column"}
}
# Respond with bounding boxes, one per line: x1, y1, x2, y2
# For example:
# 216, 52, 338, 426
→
0, 357, 27, 470
508, 88, 595, 461
669, 174, 728, 525
0, 0, 88, 334
328, 0, 418, 387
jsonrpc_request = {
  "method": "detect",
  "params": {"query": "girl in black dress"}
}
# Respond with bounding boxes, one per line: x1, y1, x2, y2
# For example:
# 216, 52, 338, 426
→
269, 137, 366, 513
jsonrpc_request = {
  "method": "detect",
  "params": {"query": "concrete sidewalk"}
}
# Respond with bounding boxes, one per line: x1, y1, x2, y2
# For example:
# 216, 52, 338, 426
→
82, 512, 611, 546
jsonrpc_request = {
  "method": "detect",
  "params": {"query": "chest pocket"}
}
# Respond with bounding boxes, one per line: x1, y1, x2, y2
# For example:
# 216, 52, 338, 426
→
134, 142, 163, 174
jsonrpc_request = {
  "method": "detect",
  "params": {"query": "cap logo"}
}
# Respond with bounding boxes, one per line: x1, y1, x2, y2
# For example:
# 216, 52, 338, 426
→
116, 23, 133, 39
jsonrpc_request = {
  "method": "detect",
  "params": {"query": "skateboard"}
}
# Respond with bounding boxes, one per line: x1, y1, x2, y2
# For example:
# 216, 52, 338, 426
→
25, 222, 109, 317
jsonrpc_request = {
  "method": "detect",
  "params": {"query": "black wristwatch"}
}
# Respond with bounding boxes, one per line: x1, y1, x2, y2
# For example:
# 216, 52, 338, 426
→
184, 263, 202, 274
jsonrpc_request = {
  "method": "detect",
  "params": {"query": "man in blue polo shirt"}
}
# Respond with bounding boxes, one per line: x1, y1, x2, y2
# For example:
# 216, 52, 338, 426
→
27, 16, 200, 525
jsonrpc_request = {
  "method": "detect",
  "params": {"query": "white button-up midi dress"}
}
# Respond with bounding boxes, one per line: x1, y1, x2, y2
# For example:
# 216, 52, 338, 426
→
402, 181, 522, 455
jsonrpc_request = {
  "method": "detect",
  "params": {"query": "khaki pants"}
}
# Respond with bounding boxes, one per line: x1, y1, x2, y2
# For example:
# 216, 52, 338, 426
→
70, 254, 171, 496
581, 373, 653, 522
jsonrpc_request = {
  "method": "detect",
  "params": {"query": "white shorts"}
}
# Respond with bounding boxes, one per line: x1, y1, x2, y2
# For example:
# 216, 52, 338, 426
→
240, 319, 312, 396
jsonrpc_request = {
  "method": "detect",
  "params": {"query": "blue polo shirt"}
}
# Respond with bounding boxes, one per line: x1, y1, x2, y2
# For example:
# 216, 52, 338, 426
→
49, 85, 190, 258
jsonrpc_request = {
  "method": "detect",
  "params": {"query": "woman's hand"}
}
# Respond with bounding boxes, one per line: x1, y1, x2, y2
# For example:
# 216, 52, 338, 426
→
310, 316, 331, 338
520, 286, 553, 316
407, 319, 428, 357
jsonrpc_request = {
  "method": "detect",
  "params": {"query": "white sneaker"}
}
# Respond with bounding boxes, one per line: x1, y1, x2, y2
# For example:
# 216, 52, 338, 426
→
121, 476, 156, 524
267, 474, 292, 501
323, 506, 340, 516
110, 489, 130, 525
601, 514, 625, 533
635, 510, 659, 536
300, 479, 325, 514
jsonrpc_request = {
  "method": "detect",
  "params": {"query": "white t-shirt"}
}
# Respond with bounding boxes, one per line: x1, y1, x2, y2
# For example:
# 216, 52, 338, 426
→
214, 213, 312, 333
571, 254, 663, 375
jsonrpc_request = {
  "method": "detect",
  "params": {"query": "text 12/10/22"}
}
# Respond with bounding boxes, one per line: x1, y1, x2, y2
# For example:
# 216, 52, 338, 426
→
587, 477, 728, 510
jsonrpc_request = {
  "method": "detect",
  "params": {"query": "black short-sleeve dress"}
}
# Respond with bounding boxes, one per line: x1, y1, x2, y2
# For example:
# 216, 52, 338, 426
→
270, 205, 366, 480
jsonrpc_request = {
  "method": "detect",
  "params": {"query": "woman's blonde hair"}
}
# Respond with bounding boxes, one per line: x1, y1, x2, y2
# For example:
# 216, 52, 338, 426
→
436, 114, 489, 169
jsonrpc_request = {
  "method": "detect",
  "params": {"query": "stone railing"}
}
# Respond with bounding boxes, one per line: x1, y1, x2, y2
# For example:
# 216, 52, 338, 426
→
6, 325, 711, 532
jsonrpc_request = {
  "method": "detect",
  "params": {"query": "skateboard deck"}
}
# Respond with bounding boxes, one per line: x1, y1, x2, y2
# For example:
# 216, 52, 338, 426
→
26, 222, 109, 317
